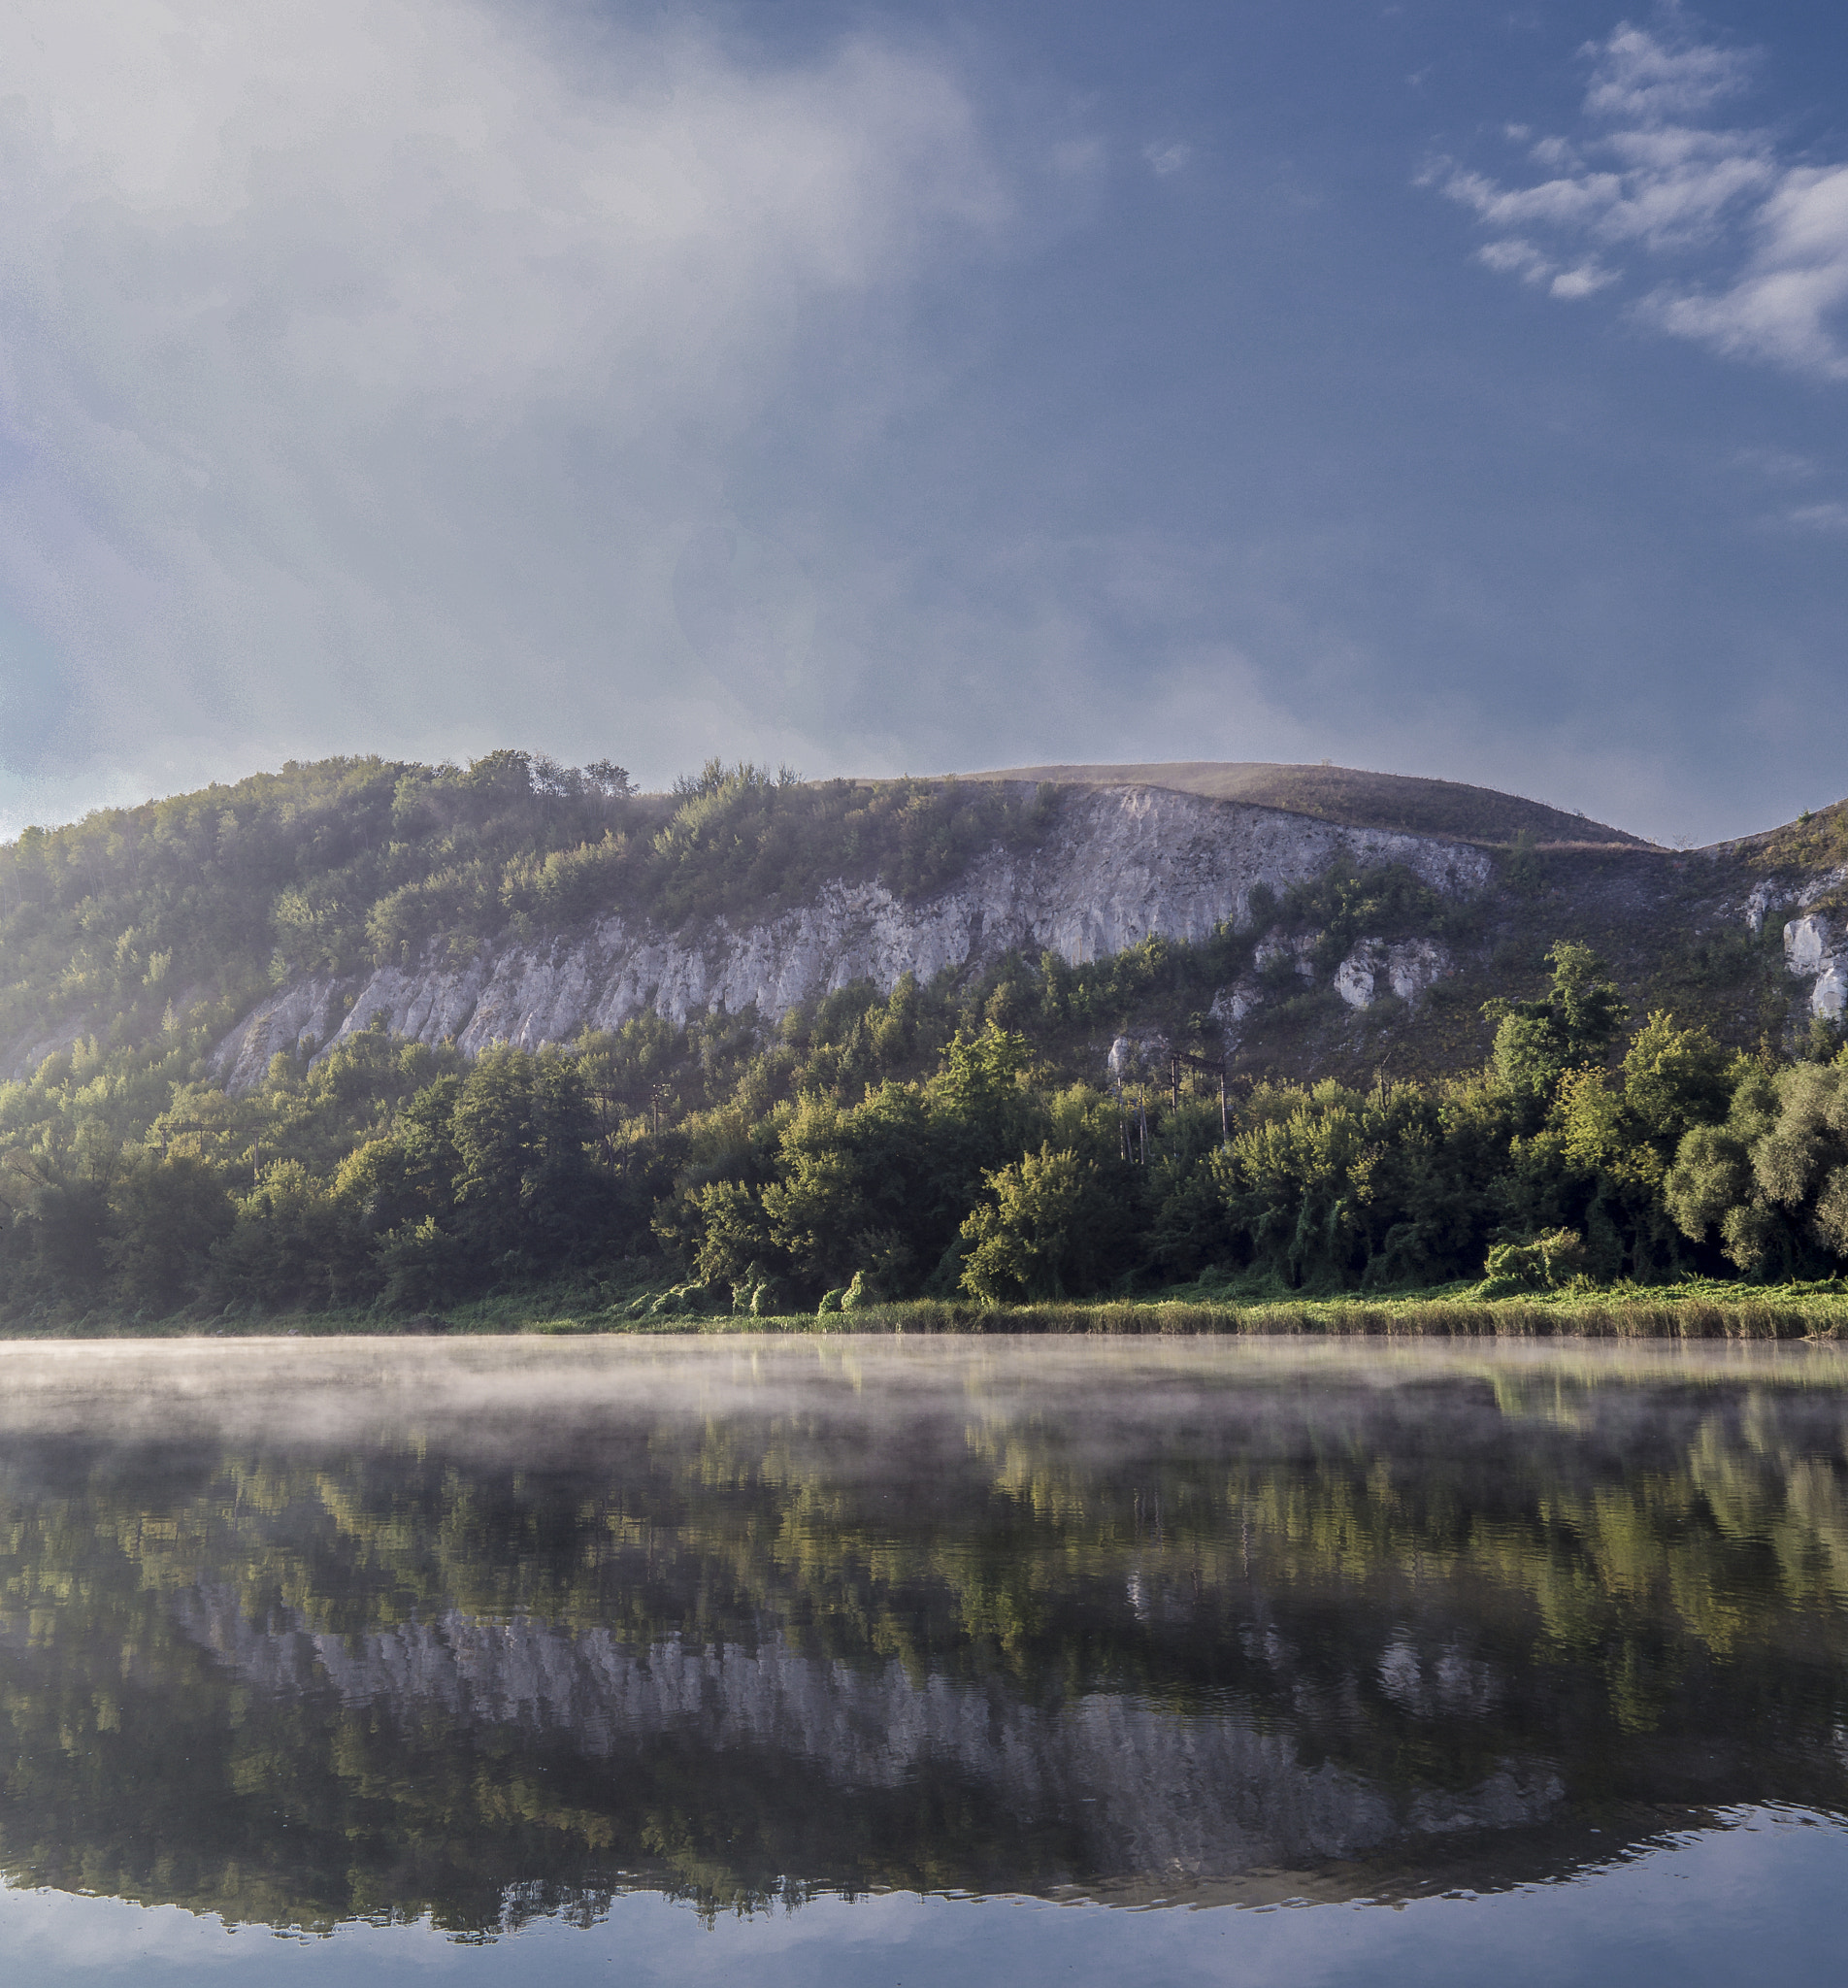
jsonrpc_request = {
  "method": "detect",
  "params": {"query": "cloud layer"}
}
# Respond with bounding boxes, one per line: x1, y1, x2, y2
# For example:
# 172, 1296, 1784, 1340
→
0, 0, 1008, 800
1432, 15, 1848, 380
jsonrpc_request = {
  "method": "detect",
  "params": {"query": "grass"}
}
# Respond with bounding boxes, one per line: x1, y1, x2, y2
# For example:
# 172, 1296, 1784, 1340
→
9, 1276, 1848, 1341
973, 760, 1649, 849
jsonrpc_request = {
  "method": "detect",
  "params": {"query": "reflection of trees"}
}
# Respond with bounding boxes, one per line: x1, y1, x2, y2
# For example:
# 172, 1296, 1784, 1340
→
0, 1373, 1844, 1932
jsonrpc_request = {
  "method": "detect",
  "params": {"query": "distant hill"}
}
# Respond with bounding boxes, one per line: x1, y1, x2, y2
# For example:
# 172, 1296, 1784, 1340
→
974, 762, 1651, 849
0, 746, 1825, 1110
8, 746, 1848, 1327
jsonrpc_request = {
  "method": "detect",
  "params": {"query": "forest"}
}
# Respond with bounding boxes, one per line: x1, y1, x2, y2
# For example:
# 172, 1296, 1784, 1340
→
0, 749, 1054, 1064
3, 888, 1846, 1322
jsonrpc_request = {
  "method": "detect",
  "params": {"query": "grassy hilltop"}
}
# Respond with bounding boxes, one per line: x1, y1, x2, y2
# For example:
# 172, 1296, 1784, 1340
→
974, 760, 1650, 848
2, 749, 1847, 1335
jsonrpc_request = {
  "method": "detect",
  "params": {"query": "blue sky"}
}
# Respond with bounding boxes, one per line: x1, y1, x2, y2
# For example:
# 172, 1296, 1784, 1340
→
0, 1, 1844, 844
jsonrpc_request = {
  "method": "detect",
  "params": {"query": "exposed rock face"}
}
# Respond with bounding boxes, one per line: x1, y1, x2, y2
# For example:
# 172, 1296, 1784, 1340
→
1786, 914, 1830, 975
1253, 931, 1319, 980
1334, 938, 1453, 1011
1107, 1033, 1172, 1082
1745, 879, 1787, 936
1207, 984, 1257, 1033
211, 786, 1493, 1092
1785, 914, 1848, 1019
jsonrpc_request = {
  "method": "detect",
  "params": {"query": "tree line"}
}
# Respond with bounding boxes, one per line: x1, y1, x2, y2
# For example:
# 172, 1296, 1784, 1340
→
3, 928, 1847, 1321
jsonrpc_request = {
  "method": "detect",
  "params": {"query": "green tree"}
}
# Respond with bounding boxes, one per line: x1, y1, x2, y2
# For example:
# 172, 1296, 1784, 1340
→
1484, 942, 1629, 1109
960, 1143, 1137, 1301
104, 1152, 235, 1311
208, 1160, 357, 1309
1666, 1058, 1848, 1276
450, 1046, 608, 1278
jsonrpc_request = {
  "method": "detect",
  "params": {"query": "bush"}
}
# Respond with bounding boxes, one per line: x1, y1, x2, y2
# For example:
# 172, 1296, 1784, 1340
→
1478, 1228, 1587, 1297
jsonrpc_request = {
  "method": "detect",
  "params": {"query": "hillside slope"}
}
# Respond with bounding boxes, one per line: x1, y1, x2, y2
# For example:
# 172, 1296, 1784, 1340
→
974, 762, 1649, 848
0, 752, 1838, 1101
208, 783, 1492, 1089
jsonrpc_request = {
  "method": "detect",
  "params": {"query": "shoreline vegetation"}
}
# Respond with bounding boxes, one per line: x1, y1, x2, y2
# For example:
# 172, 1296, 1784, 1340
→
10, 1275, 1848, 1341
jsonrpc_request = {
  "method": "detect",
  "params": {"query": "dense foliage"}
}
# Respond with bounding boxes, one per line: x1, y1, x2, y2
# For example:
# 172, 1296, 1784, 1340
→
4, 915, 1847, 1321
0, 750, 1056, 1059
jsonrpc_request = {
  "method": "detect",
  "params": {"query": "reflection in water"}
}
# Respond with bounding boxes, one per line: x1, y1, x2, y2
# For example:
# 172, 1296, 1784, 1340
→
0, 1339, 1845, 1941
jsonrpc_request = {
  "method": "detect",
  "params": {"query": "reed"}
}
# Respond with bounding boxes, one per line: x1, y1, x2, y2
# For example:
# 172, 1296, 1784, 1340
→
719, 1288, 1843, 1340
8, 1281, 1845, 1341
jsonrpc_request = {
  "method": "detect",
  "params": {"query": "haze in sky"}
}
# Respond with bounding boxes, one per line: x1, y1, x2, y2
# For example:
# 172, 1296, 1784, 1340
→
0, 0, 1844, 845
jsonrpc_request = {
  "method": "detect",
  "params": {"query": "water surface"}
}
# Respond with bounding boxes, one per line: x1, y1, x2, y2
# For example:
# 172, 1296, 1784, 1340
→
2, 1336, 1845, 1982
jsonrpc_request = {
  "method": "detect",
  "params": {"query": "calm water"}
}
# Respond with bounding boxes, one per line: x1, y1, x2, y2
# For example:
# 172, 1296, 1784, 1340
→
1, 1335, 1846, 1984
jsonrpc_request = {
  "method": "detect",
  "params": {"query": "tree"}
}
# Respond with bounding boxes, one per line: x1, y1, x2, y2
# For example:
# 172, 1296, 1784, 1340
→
1484, 942, 1628, 1109
960, 1144, 1136, 1301
104, 1153, 234, 1311
1497, 1016, 1734, 1280
1666, 1059, 1848, 1276
449, 1045, 606, 1279
208, 1161, 356, 1309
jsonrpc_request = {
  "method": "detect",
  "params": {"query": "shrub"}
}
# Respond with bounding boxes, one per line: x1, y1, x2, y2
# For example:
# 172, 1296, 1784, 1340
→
1478, 1227, 1587, 1297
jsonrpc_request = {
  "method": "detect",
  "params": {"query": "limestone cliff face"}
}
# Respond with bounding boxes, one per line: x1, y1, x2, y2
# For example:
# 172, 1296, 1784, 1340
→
210, 785, 1492, 1092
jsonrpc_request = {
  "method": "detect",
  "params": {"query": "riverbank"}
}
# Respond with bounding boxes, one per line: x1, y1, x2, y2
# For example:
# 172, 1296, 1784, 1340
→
7, 1275, 1848, 1340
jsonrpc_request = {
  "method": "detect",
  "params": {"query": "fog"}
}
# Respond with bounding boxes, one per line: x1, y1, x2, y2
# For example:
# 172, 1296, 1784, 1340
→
1, 1332, 1843, 1457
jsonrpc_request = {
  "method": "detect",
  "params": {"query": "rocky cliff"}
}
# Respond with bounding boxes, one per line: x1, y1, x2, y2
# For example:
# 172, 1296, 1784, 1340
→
209, 783, 1494, 1091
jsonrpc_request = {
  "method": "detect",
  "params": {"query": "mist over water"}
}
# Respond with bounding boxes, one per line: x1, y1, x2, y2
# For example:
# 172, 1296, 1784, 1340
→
1, 1337, 1846, 1982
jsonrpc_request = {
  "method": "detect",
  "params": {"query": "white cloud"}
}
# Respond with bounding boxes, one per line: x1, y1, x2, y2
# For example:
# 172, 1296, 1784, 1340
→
1552, 262, 1619, 299
1143, 142, 1191, 177
1471, 237, 1614, 299
0, 0, 1012, 799
1786, 502, 1848, 532
1579, 18, 1754, 122
1734, 447, 1818, 480
1645, 165, 1848, 377
1476, 238, 1555, 283
1430, 16, 1848, 379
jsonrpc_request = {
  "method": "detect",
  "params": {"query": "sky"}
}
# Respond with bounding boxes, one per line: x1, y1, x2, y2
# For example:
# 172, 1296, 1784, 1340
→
0, 0, 1845, 846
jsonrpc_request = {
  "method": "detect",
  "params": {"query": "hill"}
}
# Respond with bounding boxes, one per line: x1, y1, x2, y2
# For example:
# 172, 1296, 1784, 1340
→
0, 750, 1817, 1101
973, 761, 1650, 848
4, 747, 1848, 1328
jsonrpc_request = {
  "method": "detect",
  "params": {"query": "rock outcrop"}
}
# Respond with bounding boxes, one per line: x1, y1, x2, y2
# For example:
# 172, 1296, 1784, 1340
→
1785, 912, 1848, 1019
1333, 938, 1452, 1011
210, 785, 1493, 1092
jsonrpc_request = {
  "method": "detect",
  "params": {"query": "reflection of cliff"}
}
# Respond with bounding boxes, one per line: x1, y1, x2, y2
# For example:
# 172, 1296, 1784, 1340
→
3, 1347, 1848, 1934
173, 1585, 1562, 1882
